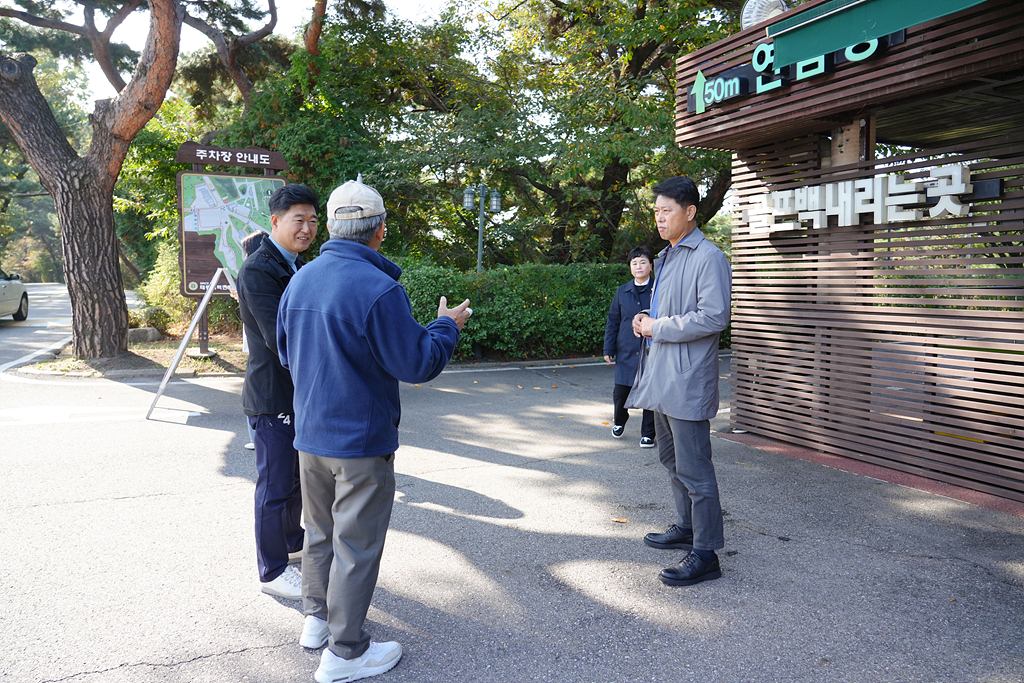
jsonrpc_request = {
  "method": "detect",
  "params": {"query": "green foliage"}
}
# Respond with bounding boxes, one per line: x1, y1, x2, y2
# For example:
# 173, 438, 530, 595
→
703, 210, 733, 260
387, 0, 737, 262
128, 306, 172, 332
114, 97, 207, 278
139, 242, 194, 322
222, 0, 735, 269
174, 35, 297, 124
401, 261, 630, 359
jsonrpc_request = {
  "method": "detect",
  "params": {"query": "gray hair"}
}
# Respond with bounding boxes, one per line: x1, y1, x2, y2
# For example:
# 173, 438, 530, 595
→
327, 211, 387, 244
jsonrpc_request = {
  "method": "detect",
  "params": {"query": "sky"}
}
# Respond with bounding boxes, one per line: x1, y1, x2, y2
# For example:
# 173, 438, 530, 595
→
83, 0, 438, 101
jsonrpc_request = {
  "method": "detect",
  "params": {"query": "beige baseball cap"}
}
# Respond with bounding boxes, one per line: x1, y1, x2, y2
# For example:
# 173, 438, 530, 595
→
326, 179, 385, 219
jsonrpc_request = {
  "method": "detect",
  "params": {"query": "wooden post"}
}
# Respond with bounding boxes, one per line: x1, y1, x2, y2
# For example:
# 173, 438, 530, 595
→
198, 307, 209, 355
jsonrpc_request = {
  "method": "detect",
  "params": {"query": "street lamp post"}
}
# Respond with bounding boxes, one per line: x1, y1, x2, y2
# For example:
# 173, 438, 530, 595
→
462, 183, 501, 273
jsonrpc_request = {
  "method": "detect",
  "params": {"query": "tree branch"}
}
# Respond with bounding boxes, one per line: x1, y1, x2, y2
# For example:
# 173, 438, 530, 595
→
304, 0, 328, 88
0, 8, 86, 37
304, 0, 328, 55
0, 53, 80, 180
183, 0, 278, 106
92, 0, 183, 187
0, 2, 144, 94
117, 241, 142, 282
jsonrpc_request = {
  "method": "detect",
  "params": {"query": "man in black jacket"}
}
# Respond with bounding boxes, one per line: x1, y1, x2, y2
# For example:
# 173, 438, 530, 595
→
236, 184, 319, 600
603, 245, 656, 448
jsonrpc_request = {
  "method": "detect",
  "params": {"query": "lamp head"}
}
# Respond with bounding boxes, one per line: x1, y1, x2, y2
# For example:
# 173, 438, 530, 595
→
740, 0, 789, 30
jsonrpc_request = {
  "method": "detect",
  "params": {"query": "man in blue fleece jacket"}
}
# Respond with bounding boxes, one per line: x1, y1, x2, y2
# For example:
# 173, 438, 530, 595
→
277, 178, 471, 683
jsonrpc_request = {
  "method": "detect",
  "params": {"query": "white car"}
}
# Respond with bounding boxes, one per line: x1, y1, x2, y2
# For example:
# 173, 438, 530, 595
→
0, 268, 28, 321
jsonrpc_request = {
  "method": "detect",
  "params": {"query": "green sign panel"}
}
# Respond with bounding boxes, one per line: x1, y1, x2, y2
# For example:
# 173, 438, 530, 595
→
769, 0, 988, 67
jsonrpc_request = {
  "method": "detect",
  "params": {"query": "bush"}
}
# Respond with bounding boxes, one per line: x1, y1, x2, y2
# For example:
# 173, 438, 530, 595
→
128, 306, 173, 332
401, 262, 630, 360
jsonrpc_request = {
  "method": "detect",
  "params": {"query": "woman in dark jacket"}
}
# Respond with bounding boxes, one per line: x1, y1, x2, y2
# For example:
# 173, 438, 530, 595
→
603, 245, 656, 447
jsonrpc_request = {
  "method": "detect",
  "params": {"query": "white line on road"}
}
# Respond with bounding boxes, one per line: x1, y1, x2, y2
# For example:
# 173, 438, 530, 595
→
0, 336, 72, 375
1, 318, 73, 328
441, 360, 610, 375
0, 406, 203, 425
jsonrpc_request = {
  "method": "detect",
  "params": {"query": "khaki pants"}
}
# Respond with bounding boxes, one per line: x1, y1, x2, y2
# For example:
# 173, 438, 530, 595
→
299, 451, 396, 660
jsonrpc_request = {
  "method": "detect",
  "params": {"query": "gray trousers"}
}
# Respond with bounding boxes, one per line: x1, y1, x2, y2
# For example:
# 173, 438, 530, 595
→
653, 414, 724, 551
299, 451, 396, 660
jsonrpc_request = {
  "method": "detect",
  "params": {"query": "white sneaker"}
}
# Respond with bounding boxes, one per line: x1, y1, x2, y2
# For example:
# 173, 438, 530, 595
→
314, 641, 402, 683
244, 442, 255, 450
300, 615, 330, 649
260, 564, 302, 600
288, 549, 303, 565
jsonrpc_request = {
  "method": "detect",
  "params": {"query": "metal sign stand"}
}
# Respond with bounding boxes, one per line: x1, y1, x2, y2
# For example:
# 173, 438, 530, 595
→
146, 268, 236, 420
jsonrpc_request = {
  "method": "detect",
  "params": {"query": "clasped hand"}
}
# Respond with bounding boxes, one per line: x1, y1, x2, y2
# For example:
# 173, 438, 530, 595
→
632, 312, 653, 338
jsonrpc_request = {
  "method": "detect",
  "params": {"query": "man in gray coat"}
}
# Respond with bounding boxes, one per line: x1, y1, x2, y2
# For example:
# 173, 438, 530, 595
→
628, 176, 731, 586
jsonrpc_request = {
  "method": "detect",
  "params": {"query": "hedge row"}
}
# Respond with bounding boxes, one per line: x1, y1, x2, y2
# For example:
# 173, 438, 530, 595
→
400, 262, 631, 360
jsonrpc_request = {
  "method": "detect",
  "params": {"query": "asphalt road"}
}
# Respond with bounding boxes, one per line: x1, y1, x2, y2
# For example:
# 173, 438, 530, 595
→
0, 284, 74, 370
1, 343, 1022, 683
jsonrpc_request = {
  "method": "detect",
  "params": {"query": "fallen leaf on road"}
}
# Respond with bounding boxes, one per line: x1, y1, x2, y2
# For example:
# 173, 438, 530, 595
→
611, 518, 629, 524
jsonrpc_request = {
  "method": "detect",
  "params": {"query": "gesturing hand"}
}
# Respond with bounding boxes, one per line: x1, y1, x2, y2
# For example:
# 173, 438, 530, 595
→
438, 296, 472, 330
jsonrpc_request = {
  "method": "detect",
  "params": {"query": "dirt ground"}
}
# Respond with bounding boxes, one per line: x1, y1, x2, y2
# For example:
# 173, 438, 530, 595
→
30, 333, 247, 375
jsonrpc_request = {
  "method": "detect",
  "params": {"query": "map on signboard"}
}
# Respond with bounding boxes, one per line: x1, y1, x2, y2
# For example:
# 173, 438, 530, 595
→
177, 172, 286, 297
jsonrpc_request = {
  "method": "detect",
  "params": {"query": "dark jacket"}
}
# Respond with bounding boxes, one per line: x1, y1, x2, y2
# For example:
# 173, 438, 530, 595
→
603, 278, 653, 386
277, 239, 461, 459
237, 239, 304, 416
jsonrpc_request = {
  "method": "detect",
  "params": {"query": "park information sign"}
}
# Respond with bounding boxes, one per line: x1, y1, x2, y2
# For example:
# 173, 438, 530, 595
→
176, 171, 286, 297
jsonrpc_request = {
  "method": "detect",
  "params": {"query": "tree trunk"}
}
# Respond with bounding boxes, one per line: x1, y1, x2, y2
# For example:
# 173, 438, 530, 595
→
592, 161, 630, 257
117, 241, 143, 283
54, 166, 130, 357
697, 164, 732, 226
0, 0, 181, 358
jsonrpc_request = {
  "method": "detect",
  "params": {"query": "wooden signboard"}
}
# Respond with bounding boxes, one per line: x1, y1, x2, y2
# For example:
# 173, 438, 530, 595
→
176, 169, 286, 298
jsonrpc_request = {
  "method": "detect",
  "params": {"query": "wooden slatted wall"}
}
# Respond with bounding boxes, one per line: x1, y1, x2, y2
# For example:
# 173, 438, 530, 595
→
730, 133, 1024, 501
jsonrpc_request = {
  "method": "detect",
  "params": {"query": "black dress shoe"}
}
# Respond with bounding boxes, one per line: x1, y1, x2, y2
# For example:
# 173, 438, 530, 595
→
643, 524, 693, 549
660, 551, 721, 586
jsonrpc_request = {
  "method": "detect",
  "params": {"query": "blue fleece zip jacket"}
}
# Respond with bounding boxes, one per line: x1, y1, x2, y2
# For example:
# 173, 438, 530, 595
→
277, 239, 461, 459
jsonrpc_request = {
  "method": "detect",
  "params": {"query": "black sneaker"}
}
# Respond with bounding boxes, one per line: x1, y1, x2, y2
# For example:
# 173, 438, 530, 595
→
644, 524, 693, 549
660, 551, 721, 586
639, 436, 655, 448
611, 424, 625, 438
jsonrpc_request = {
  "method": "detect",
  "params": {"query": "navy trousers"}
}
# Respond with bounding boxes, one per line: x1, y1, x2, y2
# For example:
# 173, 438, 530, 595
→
250, 413, 304, 582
